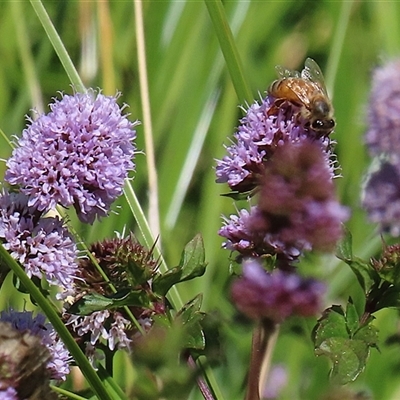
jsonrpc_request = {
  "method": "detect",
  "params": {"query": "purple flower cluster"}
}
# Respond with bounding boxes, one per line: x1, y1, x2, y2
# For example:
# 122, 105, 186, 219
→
0, 309, 71, 381
216, 95, 333, 193
216, 92, 347, 262
6, 91, 138, 224
362, 60, 400, 234
0, 191, 78, 291
231, 259, 325, 322
362, 157, 400, 235
219, 141, 348, 260
217, 78, 345, 323
365, 59, 400, 156
67, 310, 132, 356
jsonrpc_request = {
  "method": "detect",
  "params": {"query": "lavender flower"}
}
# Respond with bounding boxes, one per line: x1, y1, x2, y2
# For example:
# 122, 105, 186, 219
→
231, 259, 325, 322
219, 141, 349, 260
5, 91, 138, 224
362, 155, 400, 235
0, 388, 18, 400
0, 191, 78, 292
365, 59, 400, 156
66, 311, 132, 356
363, 60, 400, 233
0, 310, 70, 381
215, 95, 333, 193
255, 141, 348, 253
219, 207, 302, 260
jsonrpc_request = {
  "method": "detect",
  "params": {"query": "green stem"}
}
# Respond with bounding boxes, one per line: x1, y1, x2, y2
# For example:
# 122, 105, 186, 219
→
29, 0, 85, 92
123, 181, 183, 310
0, 244, 115, 400
204, 0, 253, 104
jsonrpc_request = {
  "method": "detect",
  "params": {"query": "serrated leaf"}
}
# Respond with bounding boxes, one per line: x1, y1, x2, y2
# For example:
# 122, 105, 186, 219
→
314, 303, 379, 384
152, 235, 207, 296
68, 289, 152, 315
316, 337, 368, 384
313, 306, 348, 348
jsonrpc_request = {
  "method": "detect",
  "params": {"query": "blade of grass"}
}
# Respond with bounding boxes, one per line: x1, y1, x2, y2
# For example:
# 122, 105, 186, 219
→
204, 0, 252, 104
325, 0, 354, 98
134, 0, 160, 239
11, 1, 44, 113
30, 0, 85, 92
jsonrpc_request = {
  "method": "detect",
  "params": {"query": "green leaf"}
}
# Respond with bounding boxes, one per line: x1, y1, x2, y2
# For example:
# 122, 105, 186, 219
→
152, 234, 207, 296
313, 302, 379, 384
316, 336, 368, 384
176, 294, 206, 350
313, 306, 348, 349
336, 229, 379, 294
346, 257, 378, 294
178, 234, 207, 277
221, 188, 257, 200
177, 294, 203, 323
183, 321, 206, 350
345, 298, 359, 336
336, 225, 353, 260
354, 323, 379, 348
68, 289, 152, 316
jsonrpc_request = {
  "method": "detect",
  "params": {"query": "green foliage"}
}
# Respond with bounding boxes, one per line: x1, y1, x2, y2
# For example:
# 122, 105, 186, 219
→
67, 290, 154, 316
153, 234, 207, 297
313, 299, 379, 385
336, 227, 380, 294
1, 0, 400, 399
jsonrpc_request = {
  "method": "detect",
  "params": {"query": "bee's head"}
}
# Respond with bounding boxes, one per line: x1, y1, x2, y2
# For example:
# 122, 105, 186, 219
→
311, 117, 335, 134
310, 97, 335, 135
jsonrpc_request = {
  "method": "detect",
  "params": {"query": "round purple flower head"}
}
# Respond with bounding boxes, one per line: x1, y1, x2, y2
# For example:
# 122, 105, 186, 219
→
6, 91, 138, 224
0, 191, 78, 291
231, 259, 325, 322
0, 309, 71, 381
365, 59, 400, 156
215, 95, 333, 193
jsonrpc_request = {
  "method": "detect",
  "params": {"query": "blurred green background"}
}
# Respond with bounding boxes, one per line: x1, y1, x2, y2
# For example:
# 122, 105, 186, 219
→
1, 1, 400, 399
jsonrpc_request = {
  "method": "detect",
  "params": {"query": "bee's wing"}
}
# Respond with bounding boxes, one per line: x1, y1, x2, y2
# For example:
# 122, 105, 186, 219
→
275, 64, 301, 79
301, 58, 329, 95
283, 79, 312, 107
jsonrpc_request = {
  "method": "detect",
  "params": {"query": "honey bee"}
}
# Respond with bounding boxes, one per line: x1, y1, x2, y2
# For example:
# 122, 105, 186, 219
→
268, 58, 335, 137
